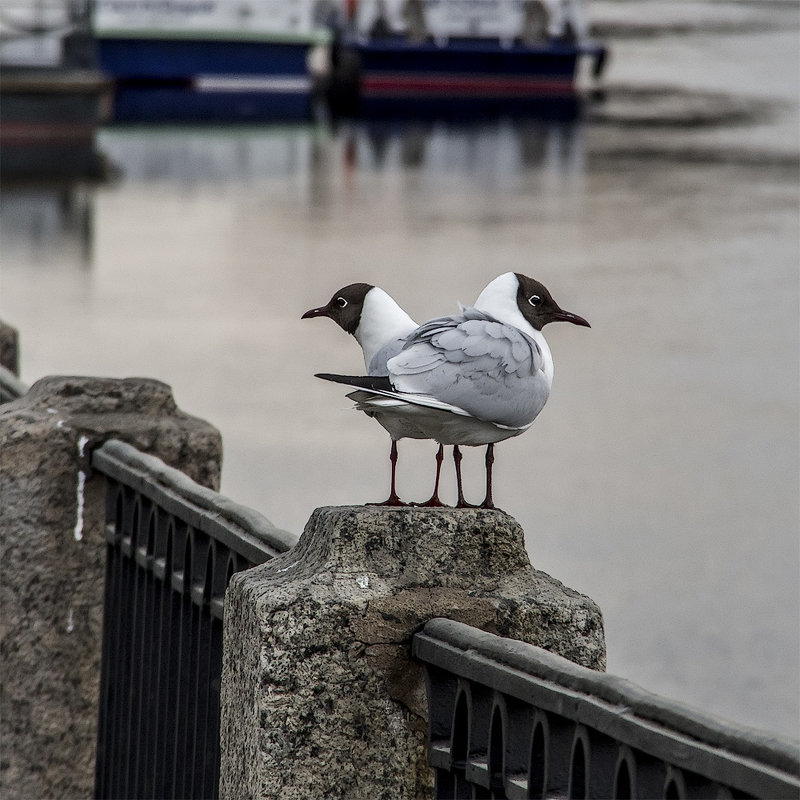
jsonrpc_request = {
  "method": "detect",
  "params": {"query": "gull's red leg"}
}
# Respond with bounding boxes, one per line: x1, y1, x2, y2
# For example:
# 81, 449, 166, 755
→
370, 440, 407, 506
453, 445, 477, 508
481, 443, 495, 509
415, 444, 446, 507
385, 440, 405, 506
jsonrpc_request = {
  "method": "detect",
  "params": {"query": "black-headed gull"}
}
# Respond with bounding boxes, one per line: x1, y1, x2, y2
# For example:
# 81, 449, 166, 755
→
316, 273, 590, 508
302, 283, 448, 506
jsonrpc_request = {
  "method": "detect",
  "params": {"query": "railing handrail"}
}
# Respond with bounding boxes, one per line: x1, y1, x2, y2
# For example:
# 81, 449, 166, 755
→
92, 438, 297, 562
413, 617, 800, 797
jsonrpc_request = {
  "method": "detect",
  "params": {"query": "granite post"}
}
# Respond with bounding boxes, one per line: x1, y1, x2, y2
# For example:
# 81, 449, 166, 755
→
0, 376, 223, 799
220, 505, 605, 800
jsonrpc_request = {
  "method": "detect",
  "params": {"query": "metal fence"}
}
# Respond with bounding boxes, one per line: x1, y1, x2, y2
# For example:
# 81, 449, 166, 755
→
413, 618, 800, 800
92, 439, 296, 800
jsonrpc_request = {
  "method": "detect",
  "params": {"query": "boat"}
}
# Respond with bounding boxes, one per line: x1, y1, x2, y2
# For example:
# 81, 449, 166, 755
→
92, 0, 332, 121
328, 0, 608, 115
91, 0, 606, 122
0, 1, 111, 178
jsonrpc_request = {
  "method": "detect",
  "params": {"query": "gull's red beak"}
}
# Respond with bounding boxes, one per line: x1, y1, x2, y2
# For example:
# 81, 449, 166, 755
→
301, 305, 330, 320
553, 309, 591, 328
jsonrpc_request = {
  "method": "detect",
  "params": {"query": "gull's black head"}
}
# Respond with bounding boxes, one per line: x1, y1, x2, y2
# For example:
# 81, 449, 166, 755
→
301, 282, 374, 335
514, 273, 590, 331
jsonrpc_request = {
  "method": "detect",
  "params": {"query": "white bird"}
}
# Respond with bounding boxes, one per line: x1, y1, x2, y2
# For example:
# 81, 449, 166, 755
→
302, 283, 448, 506
316, 273, 590, 508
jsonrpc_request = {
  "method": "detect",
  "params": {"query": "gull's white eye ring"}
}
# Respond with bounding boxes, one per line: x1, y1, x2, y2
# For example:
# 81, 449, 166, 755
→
336, 297, 348, 308
528, 295, 542, 307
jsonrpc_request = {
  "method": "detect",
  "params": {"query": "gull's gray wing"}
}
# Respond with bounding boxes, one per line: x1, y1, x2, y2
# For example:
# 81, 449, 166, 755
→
387, 307, 550, 429
367, 336, 408, 376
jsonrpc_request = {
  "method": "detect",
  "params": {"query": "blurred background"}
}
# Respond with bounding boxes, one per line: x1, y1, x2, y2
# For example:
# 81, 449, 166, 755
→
1, 0, 798, 740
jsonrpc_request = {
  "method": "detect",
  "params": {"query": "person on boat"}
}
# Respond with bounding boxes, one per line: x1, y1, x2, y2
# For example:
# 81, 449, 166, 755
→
402, 0, 428, 43
369, 0, 392, 39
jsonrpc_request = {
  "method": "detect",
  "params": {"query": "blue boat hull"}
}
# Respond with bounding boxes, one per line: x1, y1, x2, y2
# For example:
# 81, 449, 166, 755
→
355, 38, 584, 97
325, 35, 607, 117
98, 37, 311, 82
97, 37, 317, 121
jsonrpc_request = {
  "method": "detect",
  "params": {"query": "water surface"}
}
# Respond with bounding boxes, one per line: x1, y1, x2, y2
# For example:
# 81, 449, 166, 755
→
2, 1, 798, 739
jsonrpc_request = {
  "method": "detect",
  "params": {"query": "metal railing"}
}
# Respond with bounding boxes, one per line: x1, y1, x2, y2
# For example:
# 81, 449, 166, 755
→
413, 618, 800, 800
92, 439, 296, 800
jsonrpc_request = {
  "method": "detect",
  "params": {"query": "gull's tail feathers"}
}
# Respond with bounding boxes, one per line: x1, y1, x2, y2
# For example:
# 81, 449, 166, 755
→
314, 373, 393, 391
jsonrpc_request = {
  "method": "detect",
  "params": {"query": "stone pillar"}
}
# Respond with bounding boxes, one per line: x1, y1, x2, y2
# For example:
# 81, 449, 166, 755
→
220, 505, 605, 800
0, 376, 222, 800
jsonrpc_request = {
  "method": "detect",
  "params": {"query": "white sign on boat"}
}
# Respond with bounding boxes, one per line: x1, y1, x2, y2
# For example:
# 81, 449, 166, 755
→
93, 0, 331, 42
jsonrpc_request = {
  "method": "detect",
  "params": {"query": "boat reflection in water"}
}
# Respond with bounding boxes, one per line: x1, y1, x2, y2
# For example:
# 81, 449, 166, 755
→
93, 110, 585, 195
339, 112, 584, 178
0, 182, 95, 269
0, 105, 585, 281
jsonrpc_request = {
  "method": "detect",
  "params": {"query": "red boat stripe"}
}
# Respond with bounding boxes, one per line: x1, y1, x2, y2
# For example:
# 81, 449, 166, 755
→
361, 73, 573, 96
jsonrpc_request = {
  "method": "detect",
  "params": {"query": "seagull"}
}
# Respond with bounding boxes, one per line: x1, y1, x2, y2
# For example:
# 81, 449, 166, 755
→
301, 283, 449, 506
315, 273, 590, 508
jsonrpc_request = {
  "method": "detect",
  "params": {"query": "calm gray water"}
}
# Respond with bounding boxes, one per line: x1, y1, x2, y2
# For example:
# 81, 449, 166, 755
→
2, 1, 798, 739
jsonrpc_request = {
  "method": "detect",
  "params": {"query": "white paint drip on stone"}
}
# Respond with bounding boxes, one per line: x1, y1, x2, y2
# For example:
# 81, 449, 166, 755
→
73, 438, 89, 542
73, 435, 91, 542
356, 575, 370, 589
66, 608, 74, 633
74, 470, 86, 541
74, 434, 90, 542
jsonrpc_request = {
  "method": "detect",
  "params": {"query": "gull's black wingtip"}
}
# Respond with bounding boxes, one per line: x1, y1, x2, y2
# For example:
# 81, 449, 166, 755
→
314, 372, 349, 384
314, 373, 393, 391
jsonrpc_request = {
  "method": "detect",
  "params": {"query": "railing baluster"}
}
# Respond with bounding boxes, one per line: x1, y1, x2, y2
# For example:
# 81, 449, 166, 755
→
528, 714, 547, 800
569, 728, 588, 799
118, 495, 139, 800
633, 750, 668, 799
145, 511, 170, 800
545, 713, 574, 797
173, 531, 193, 799
94, 481, 122, 799
206, 615, 225, 798
152, 519, 176, 799
488, 704, 507, 799
144, 510, 161, 799
107, 488, 130, 800
197, 544, 225, 798
585, 728, 618, 798
186, 541, 212, 797
133, 504, 156, 799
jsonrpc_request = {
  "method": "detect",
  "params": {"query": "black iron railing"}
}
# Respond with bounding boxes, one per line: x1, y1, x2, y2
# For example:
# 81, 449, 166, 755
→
413, 618, 800, 800
92, 439, 296, 800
